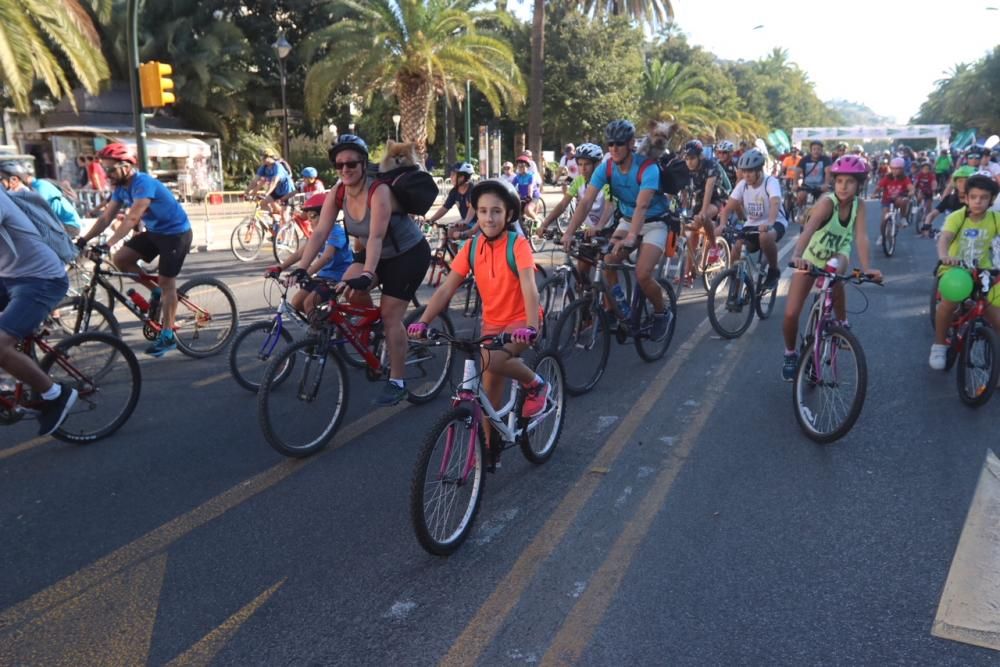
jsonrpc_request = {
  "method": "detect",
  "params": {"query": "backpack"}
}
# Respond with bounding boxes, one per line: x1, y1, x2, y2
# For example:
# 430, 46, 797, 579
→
605, 154, 687, 203
467, 231, 518, 279
334, 167, 438, 251
7, 189, 79, 264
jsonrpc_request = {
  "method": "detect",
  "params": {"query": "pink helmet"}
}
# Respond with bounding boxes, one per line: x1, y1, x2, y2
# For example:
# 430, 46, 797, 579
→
889, 157, 905, 169
830, 155, 868, 175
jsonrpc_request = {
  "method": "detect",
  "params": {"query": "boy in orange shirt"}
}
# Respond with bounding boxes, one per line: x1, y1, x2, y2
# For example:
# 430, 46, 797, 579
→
408, 179, 547, 418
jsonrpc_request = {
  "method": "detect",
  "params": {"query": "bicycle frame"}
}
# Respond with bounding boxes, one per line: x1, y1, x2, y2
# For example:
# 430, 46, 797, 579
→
0, 334, 91, 417
316, 300, 386, 370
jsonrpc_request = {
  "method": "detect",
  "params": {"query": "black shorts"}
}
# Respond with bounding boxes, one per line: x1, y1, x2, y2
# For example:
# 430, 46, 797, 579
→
742, 221, 786, 252
124, 230, 193, 278
366, 238, 431, 301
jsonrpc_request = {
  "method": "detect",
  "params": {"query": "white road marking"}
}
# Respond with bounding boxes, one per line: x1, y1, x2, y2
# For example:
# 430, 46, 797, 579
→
596, 416, 619, 431
614, 486, 633, 510
383, 600, 417, 620
473, 508, 520, 546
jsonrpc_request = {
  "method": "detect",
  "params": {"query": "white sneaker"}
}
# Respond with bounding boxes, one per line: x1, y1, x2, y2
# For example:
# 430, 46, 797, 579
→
929, 344, 948, 370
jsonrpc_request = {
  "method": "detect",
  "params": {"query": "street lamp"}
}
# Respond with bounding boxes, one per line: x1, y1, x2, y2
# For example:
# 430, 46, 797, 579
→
392, 114, 401, 141
272, 30, 292, 161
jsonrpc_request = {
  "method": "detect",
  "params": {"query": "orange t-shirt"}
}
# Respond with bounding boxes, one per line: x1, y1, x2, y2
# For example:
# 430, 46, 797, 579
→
451, 232, 535, 327
781, 155, 800, 180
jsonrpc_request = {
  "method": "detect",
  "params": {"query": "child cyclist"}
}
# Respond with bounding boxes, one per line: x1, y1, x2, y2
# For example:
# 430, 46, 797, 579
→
408, 179, 549, 429
782, 155, 882, 381
873, 157, 914, 242
929, 174, 1000, 369
512, 154, 542, 223
913, 161, 937, 225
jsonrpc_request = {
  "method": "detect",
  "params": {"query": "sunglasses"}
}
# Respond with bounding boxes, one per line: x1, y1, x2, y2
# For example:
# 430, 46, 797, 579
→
607, 141, 628, 147
335, 160, 362, 170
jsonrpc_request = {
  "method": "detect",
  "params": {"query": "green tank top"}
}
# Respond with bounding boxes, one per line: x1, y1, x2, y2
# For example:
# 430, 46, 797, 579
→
802, 193, 858, 268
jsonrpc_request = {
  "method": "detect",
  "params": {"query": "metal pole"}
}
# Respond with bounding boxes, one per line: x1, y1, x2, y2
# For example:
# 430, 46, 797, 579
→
465, 80, 472, 162
126, 0, 147, 170
280, 58, 290, 160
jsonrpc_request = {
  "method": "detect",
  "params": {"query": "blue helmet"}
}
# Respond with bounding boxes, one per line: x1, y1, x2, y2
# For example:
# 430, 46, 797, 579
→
604, 120, 635, 144
301, 166, 318, 178
329, 134, 369, 163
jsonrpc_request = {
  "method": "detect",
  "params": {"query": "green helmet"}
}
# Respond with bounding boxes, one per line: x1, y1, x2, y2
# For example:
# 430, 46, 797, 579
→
952, 166, 976, 180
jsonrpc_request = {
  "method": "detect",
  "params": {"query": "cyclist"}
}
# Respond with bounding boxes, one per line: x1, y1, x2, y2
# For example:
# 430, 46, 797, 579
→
0, 161, 81, 237
266, 192, 352, 315
425, 162, 476, 240
566, 119, 673, 341
244, 149, 295, 226
922, 165, 975, 238
780, 147, 801, 193
78, 143, 193, 357
935, 149, 953, 194
716, 140, 738, 192
929, 174, 1000, 369
513, 154, 542, 222
299, 167, 325, 194
795, 140, 832, 210
558, 143, 579, 193
679, 139, 728, 273
717, 149, 785, 289
782, 155, 880, 381
292, 134, 431, 407
873, 157, 914, 243
407, 179, 547, 452
500, 161, 515, 184
0, 186, 76, 435
913, 161, 937, 224
831, 142, 848, 161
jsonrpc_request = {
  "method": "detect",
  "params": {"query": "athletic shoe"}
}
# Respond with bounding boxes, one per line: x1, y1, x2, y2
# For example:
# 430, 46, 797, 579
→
765, 267, 781, 290
521, 380, 550, 418
929, 344, 948, 370
37, 383, 78, 436
651, 312, 671, 341
782, 352, 798, 382
375, 381, 408, 407
145, 331, 177, 357
706, 247, 721, 264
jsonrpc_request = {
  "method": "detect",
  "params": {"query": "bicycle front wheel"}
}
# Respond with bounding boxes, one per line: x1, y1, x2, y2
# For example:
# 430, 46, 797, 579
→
634, 278, 677, 362
174, 277, 239, 358
793, 324, 867, 443
272, 225, 302, 264
551, 299, 610, 395
40, 332, 141, 443
228, 320, 295, 392
520, 351, 566, 464
403, 308, 455, 404
754, 268, 777, 320
257, 337, 349, 457
701, 236, 730, 292
409, 406, 486, 556
956, 322, 999, 408
231, 219, 264, 262
536, 275, 575, 347
50, 297, 120, 340
707, 269, 754, 339
882, 219, 896, 257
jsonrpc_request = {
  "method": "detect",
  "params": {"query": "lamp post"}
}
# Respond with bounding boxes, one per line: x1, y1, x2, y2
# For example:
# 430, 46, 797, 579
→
465, 80, 472, 162
392, 114, 401, 141
272, 30, 292, 161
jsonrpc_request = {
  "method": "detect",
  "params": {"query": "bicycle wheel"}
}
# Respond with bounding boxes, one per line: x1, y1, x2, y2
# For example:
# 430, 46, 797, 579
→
536, 275, 575, 346
49, 297, 120, 340
520, 351, 565, 464
956, 322, 999, 408
40, 332, 141, 443
882, 218, 896, 257
231, 218, 264, 262
754, 267, 777, 320
66, 263, 118, 313
659, 246, 686, 301
701, 236, 730, 292
409, 405, 486, 556
793, 324, 867, 443
228, 320, 295, 392
707, 269, 754, 339
174, 277, 239, 358
551, 299, 610, 395
403, 308, 455, 404
257, 336, 349, 457
634, 278, 677, 362
272, 225, 301, 264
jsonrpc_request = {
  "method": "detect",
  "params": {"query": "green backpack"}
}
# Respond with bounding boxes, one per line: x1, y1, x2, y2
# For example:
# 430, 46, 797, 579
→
467, 232, 519, 279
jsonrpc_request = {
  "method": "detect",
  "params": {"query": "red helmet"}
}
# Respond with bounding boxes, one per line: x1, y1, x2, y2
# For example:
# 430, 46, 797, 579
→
515, 153, 532, 164
96, 143, 137, 165
302, 192, 328, 212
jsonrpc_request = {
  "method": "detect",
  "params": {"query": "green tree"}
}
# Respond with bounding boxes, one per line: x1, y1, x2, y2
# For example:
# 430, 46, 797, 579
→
302, 0, 525, 156
914, 49, 1000, 133
0, 0, 109, 113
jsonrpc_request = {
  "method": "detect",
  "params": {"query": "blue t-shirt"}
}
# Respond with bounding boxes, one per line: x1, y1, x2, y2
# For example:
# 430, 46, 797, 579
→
589, 154, 669, 219
31, 179, 81, 229
512, 172, 538, 201
256, 162, 294, 197
111, 172, 191, 235
316, 224, 353, 281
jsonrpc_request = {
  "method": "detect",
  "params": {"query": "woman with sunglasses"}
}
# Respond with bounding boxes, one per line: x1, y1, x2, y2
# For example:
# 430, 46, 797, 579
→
290, 134, 431, 407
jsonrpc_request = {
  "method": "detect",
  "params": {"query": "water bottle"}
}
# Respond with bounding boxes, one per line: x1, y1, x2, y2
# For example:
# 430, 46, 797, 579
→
991, 236, 1000, 268
816, 257, 839, 289
148, 287, 162, 320
611, 284, 631, 319
126, 288, 150, 312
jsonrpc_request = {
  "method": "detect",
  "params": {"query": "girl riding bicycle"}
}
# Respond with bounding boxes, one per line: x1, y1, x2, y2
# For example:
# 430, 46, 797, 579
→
783, 155, 882, 381
408, 179, 548, 425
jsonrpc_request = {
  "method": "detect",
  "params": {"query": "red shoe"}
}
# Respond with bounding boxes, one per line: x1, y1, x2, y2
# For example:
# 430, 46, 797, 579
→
706, 246, 721, 264
521, 380, 550, 418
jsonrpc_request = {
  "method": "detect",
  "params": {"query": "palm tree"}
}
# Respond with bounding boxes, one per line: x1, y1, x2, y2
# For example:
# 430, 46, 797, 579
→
0, 0, 109, 113
641, 58, 718, 141
303, 0, 525, 156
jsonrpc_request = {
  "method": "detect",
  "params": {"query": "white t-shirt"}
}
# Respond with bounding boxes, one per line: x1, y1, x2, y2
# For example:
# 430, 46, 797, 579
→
559, 154, 580, 180
729, 175, 787, 227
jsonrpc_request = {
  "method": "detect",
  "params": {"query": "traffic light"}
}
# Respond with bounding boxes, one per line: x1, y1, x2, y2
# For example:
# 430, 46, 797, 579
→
139, 61, 175, 107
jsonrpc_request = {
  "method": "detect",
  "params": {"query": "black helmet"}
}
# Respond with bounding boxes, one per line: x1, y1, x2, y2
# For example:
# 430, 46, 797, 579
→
966, 174, 1000, 199
0, 161, 28, 178
604, 119, 635, 144
736, 149, 766, 170
328, 134, 369, 163
470, 179, 520, 223
682, 139, 704, 157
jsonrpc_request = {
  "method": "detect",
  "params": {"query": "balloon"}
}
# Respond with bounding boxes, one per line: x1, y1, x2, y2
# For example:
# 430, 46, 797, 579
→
939, 268, 974, 302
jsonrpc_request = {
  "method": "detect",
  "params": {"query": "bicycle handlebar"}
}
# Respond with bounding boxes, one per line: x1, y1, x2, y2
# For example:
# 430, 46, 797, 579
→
418, 328, 535, 350
787, 263, 883, 285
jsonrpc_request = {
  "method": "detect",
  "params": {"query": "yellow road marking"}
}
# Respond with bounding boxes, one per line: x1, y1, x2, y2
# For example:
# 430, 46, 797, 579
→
0, 436, 51, 462
932, 449, 1000, 651
191, 370, 233, 388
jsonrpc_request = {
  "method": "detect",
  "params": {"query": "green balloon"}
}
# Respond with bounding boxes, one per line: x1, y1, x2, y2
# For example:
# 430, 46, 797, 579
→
939, 268, 974, 302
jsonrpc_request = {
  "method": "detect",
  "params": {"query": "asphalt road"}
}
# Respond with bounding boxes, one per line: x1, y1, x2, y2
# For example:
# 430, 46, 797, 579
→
0, 200, 997, 666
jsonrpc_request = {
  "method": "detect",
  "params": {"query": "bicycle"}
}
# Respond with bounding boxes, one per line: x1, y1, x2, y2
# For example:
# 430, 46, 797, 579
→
61, 245, 240, 358
0, 329, 141, 443
881, 200, 902, 257
707, 225, 778, 338
658, 206, 729, 298
791, 264, 882, 443
272, 203, 314, 264
256, 281, 456, 457
230, 200, 273, 262
409, 330, 565, 555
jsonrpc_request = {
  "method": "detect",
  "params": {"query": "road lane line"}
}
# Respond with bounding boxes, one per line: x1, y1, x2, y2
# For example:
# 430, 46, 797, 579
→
191, 371, 233, 388
932, 449, 1000, 651
441, 237, 798, 666
0, 436, 51, 462
0, 402, 408, 633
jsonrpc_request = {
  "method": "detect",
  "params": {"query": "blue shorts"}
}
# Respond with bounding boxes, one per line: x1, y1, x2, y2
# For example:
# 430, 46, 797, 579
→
0, 275, 70, 339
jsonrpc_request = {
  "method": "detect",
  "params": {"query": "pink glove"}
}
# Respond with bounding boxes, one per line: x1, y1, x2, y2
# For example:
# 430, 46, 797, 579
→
407, 322, 428, 338
511, 326, 538, 344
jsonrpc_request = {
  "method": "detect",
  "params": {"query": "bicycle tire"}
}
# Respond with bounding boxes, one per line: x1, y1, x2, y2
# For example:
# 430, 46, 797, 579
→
519, 351, 565, 464
634, 277, 677, 362
551, 299, 610, 395
174, 277, 240, 358
403, 307, 455, 404
228, 320, 296, 393
707, 269, 754, 339
793, 324, 867, 443
66, 262, 118, 313
409, 405, 486, 556
536, 275, 576, 347
50, 297, 120, 340
230, 218, 264, 262
754, 268, 777, 320
882, 219, 896, 257
40, 332, 141, 443
257, 336, 349, 457
701, 236, 730, 292
272, 225, 302, 264
659, 247, 686, 301
956, 322, 999, 408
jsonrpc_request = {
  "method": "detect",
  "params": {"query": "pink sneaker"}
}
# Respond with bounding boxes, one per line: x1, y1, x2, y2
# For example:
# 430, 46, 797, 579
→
521, 380, 550, 418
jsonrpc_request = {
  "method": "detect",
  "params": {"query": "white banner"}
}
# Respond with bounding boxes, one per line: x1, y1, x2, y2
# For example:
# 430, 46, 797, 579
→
791, 124, 951, 144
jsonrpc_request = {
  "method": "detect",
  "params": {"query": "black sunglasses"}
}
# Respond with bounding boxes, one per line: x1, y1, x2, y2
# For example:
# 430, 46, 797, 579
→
335, 160, 362, 170
607, 141, 629, 147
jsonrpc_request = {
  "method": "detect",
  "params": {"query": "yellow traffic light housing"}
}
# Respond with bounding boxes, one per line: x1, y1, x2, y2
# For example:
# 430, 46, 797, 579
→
139, 61, 175, 107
